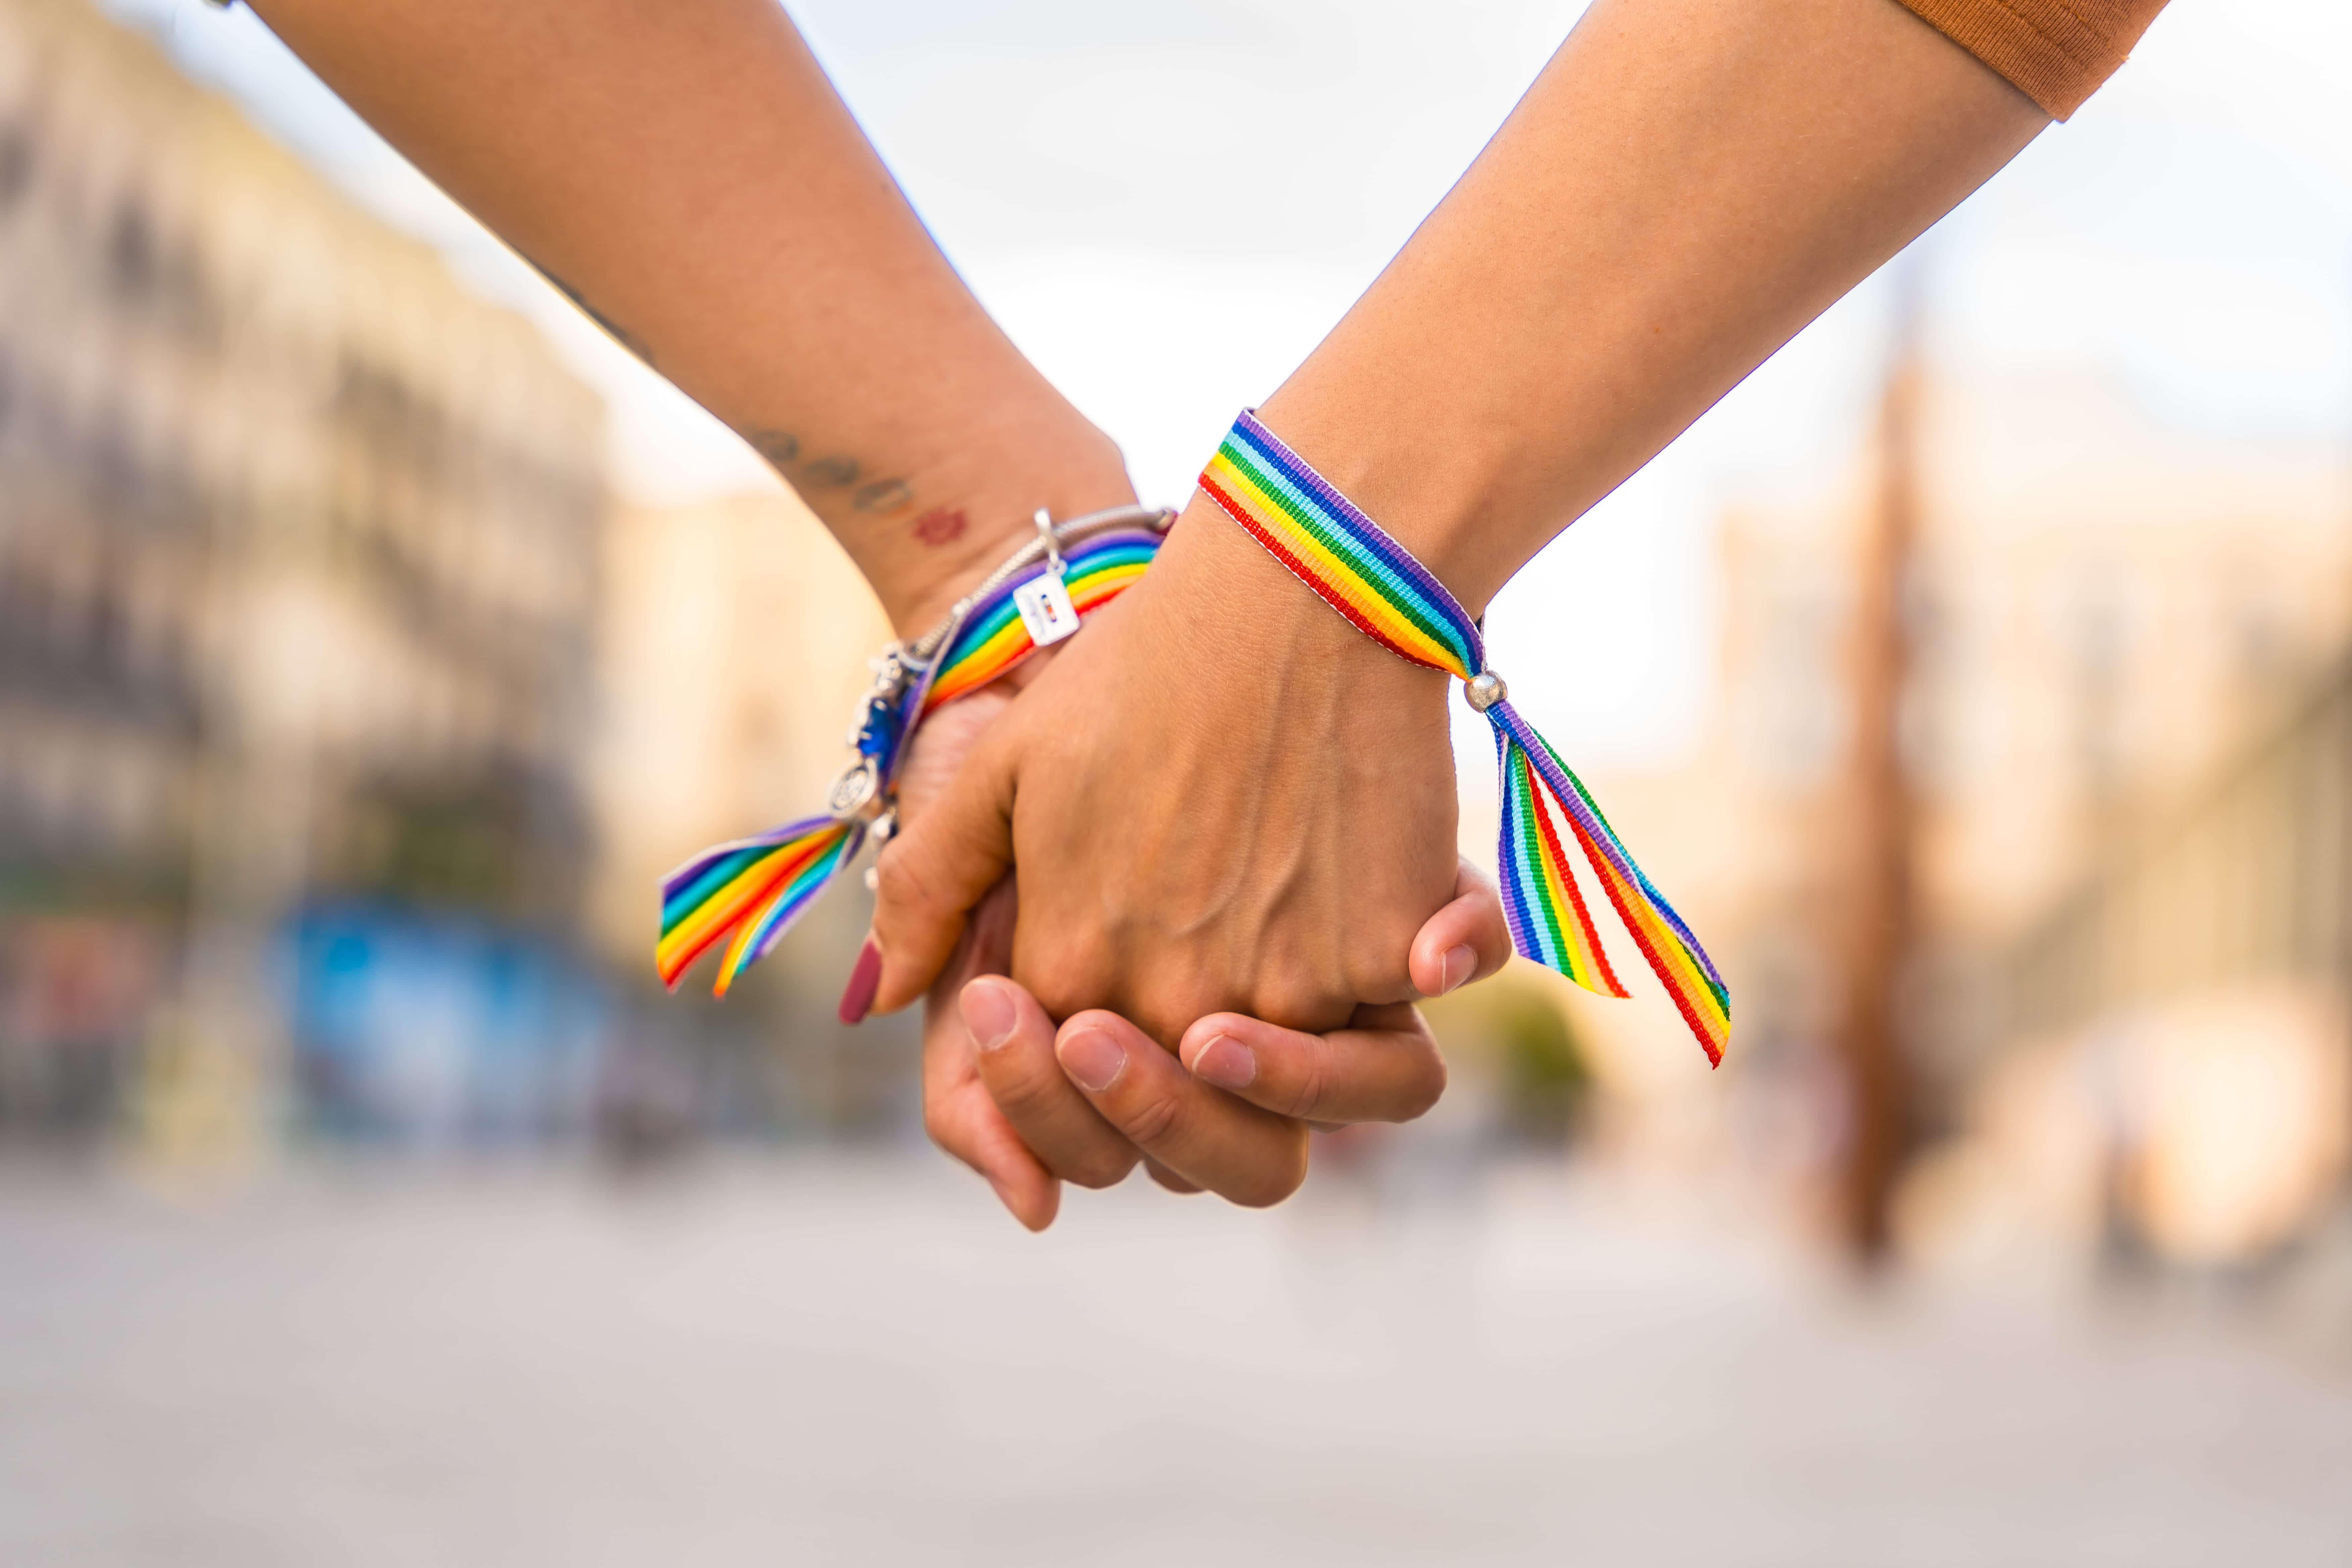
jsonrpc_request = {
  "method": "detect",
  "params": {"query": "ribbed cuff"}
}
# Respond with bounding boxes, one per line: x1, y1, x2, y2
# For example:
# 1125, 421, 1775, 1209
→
1890, 0, 2168, 119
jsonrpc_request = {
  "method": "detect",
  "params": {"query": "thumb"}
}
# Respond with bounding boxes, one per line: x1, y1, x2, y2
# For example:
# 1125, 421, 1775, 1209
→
1408, 857, 1514, 998
867, 732, 1018, 1016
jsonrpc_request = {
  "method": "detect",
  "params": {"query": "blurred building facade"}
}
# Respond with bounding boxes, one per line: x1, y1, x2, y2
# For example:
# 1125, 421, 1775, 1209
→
590, 493, 886, 965
0, 0, 609, 1149
1681, 365, 2352, 1272
590, 491, 917, 1133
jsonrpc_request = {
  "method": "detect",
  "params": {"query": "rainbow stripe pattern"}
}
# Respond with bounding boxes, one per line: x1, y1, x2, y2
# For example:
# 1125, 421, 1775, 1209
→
1200, 409, 1729, 1066
915, 527, 1161, 716
657, 521, 1165, 997
657, 816, 864, 995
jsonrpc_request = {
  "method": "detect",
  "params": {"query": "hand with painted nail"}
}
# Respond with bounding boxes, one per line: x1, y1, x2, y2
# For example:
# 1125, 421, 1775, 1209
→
870, 660, 1506, 1227
847, 0, 2061, 1106
249, 0, 2067, 1222
867, 503, 1464, 1053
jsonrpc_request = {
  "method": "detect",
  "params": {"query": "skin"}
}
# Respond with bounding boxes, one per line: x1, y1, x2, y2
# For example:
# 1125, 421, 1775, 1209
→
245, 0, 1120, 636
898, 687, 1511, 1226
243, 0, 1499, 1224
873, 0, 2048, 1052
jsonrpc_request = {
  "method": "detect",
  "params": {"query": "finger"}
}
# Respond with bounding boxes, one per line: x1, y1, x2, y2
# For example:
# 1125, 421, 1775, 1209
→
919, 877, 1059, 1230
922, 1045, 1061, 1231
1408, 857, 1514, 999
1177, 1002, 1447, 1125
1144, 1159, 1203, 1195
1055, 1010, 1310, 1208
868, 731, 1018, 1017
962, 975, 1139, 1190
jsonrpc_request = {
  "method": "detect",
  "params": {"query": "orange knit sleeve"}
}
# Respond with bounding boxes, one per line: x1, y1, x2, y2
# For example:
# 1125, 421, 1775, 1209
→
1889, 0, 2171, 118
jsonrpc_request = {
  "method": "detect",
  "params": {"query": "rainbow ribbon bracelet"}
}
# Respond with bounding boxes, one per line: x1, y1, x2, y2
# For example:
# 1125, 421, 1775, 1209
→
1201, 409, 1729, 1066
656, 504, 1172, 996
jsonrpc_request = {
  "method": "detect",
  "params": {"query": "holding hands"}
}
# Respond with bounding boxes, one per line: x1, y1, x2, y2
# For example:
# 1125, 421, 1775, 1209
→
892, 660, 1513, 1227
250, 0, 2060, 1222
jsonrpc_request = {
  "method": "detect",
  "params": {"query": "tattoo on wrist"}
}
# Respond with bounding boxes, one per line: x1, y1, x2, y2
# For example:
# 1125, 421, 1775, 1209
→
744, 425, 917, 517
911, 506, 967, 546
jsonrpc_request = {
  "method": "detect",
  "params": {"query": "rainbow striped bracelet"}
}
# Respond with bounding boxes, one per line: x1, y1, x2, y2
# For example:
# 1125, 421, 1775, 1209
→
656, 503, 1172, 996
1201, 409, 1729, 1067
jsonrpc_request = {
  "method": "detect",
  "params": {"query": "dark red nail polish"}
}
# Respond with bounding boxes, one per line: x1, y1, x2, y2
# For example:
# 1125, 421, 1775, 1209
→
837, 938, 882, 1025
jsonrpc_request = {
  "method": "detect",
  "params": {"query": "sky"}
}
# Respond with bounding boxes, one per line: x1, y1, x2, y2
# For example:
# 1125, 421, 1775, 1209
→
102, 0, 2352, 770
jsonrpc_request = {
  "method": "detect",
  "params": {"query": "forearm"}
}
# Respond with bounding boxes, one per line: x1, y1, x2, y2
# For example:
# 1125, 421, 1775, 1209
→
1255, 0, 2048, 615
246, 0, 1129, 631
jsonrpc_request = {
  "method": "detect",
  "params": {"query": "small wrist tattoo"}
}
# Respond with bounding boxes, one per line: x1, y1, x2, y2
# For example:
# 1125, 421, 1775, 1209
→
853, 479, 914, 513
911, 507, 968, 547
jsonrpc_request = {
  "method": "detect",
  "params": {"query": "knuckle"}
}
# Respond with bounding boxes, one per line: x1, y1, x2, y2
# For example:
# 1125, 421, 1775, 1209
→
1275, 1037, 1334, 1122
871, 846, 936, 922
1063, 1148, 1137, 1190
1023, 935, 1115, 1023
1343, 939, 1417, 1007
984, 1060, 1063, 1121
1252, 977, 1329, 1035
1396, 1047, 1448, 1122
1145, 1161, 1202, 1195
1117, 1087, 1184, 1149
1131, 990, 1211, 1056
1225, 1131, 1311, 1209
1261, 973, 1336, 1034
1026, 971, 1092, 1028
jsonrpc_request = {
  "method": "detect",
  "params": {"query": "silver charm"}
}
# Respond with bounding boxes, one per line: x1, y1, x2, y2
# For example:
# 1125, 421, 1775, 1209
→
826, 760, 880, 818
1034, 506, 1064, 577
1465, 670, 1508, 713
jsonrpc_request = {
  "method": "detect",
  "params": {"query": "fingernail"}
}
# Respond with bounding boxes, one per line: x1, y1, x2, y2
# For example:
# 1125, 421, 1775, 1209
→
960, 978, 1017, 1053
1439, 944, 1476, 995
1189, 1034, 1256, 1090
1058, 1027, 1126, 1092
837, 937, 881, 1024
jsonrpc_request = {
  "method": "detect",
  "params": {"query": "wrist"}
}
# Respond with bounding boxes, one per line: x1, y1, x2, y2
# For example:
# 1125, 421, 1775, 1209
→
869, 427, 1137, 637
1146, 493, 1455, 723
1249, 385, 1521, 622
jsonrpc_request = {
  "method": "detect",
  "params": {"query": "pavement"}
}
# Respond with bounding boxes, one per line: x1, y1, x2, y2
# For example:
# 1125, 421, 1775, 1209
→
1, 1153, 2347, 1567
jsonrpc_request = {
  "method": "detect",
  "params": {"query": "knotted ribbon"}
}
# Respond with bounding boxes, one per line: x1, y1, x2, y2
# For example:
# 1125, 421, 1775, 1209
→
1200, 410, 1729, 1066
656, 512, 1166, 996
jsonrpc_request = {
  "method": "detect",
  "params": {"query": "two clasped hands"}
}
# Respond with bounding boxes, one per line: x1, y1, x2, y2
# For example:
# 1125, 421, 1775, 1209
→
854, 480, 1512, 1226
251, 0, 2053, 1222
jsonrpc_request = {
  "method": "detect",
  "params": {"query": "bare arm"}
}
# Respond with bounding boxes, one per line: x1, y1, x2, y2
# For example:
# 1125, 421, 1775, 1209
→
239, 0, 1501, 1225
244, 0, 1131, 633
873, 0, 2052, 1050
1266, 0, 2049, 613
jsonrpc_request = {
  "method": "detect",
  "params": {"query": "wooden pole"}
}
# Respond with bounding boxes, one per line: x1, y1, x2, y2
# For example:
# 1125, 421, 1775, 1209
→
1833, 267, 1926, 1265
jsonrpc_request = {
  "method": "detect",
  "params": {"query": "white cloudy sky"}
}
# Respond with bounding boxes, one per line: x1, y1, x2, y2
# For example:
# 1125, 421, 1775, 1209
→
105, 0, 2352, 769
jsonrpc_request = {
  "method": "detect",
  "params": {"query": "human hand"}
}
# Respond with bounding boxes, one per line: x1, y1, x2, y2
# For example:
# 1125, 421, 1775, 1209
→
884, 655, 1510, 1228
867, 493, 1464, 1048
923, 858, 1511, 1228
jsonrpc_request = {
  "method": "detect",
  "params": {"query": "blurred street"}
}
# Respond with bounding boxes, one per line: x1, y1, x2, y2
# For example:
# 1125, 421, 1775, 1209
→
2, 1157, 2346, 1568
